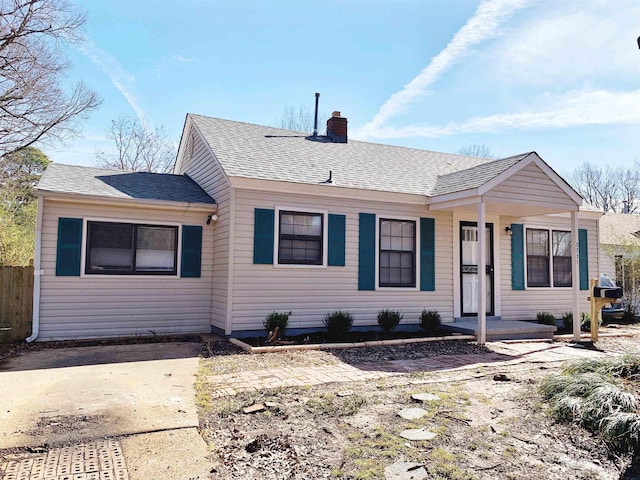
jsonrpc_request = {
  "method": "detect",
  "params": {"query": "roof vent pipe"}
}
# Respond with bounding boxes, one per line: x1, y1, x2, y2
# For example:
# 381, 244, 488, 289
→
313, 92, 320, 137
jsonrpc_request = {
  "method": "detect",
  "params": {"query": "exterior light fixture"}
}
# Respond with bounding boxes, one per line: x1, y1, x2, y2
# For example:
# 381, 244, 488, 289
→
505, 226, 512, 236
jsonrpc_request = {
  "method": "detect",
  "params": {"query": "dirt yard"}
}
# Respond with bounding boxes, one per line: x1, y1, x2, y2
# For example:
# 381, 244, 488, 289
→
197, 326, 640, 480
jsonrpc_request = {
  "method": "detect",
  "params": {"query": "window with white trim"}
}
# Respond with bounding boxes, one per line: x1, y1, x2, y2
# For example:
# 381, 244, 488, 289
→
526, 228, 572, 287
379, 219, 416, 287
86, 221, 178, 275
278, 211, 323, 265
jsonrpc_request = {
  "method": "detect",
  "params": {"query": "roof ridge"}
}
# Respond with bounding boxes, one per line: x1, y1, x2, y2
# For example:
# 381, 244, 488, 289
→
187, 113, 502, 160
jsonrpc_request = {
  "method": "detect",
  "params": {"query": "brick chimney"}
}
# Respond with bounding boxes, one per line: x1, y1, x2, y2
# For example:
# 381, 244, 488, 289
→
326, 111, 347, 143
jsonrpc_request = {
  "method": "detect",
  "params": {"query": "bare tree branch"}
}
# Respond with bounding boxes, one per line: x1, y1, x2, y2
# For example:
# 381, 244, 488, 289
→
96, 114, 176, 173
277, 104, 328, 133
0, 0, 101, 155
457, 144, 497, 159
567, 161, 640, 213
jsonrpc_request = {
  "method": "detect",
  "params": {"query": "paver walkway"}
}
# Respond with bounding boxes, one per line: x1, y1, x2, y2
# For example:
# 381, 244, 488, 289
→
205, 341, 610, 396
0, 439, 128, 480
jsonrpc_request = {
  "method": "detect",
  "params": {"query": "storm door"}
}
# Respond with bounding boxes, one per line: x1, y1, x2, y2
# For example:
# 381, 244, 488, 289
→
460, 222, 495, 316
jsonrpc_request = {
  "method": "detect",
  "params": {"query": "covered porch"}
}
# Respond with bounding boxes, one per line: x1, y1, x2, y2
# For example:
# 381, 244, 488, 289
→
428, 152, 591, 344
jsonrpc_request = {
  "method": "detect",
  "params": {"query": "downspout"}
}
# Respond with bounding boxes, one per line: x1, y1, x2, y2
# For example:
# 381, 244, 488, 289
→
26, 195, 44, 343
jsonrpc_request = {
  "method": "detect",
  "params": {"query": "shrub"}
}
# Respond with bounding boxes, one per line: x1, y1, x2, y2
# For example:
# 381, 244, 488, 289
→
537, 311, 556, 326
562, 312, 573, 331
263, 311, 291, 337
419, 309, 441, 335
323, 310, 354, 339
377, 309, 403, 334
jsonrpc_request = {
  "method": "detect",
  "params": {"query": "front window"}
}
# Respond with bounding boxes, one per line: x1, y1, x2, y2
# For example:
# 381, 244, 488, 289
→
278, 211, 323, 265
379, 219, 416, 287
526, 228, 572, 287
86, 221, 178, 275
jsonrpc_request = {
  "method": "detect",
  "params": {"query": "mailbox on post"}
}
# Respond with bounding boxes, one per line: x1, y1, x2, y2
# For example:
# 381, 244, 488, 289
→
593, 286, 624, 299
588, 279, 623, 342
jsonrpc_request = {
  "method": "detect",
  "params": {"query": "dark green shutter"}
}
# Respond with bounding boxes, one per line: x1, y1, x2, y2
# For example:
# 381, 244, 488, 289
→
420, 217, 435, 291
328, 214, 346, 266
253, 208, 274, 264
579, 228, 589, 290
358, 213, 375, 290
56, 217, 82, 276
181, 225, 202, 278
511, 223, 525, 290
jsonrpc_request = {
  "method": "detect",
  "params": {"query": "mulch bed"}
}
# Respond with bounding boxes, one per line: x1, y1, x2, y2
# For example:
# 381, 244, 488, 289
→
240, 328, 450, 348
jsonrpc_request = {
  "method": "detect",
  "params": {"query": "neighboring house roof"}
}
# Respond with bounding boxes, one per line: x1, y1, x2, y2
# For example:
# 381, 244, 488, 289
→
188, 114, 501, 197
37, 163, 215, 205
600, 212, 640, 246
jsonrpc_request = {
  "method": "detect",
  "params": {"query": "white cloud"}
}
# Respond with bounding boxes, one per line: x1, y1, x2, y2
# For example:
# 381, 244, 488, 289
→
172, 54, 194, 63
494, 0, 640, 85
78, 41, 147, 123
365, 88, 640, 139
358, 0, 530, 138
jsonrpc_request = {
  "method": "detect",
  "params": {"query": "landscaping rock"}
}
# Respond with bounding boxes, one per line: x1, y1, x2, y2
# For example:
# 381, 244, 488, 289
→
399, 428, 437, 441
385, 461, 428, 480
411, 393, 439, 403
397, 408, 427, 420
243, 403, 265, 414
337, 390, 354, 397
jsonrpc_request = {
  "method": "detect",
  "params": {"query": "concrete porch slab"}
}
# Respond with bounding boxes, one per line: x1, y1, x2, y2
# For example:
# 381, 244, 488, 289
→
441, 319, 556, 341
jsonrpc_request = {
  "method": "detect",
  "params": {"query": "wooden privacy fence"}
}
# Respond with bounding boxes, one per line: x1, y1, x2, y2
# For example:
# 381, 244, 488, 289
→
0, 266, 34, 343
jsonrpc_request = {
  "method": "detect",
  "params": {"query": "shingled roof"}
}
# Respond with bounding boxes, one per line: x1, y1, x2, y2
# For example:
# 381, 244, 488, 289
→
188, 114, 526, 197
37, 164, 215, 205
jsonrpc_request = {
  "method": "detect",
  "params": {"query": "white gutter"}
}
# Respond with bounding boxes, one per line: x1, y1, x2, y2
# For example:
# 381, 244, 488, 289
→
26, 196, 44, 343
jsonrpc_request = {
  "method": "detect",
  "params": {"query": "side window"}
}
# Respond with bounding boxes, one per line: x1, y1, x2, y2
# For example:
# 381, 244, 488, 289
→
379, 219, 416, 287
86, 221, 178, 275
278, 211, 323, 265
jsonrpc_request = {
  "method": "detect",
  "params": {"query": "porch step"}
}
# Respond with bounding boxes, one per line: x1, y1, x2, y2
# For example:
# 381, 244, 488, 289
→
442, 319, 556, 341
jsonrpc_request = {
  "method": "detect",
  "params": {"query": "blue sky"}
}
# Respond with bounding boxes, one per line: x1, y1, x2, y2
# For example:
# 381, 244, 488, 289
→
51, 0, 640, 176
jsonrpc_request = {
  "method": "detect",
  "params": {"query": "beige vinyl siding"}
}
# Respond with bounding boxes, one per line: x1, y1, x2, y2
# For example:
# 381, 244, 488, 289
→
38, 199, 214, 340
499, 215, 599, 321
177, 126, 231, 330
229, 189, 452, 333
485, 164, 576, 210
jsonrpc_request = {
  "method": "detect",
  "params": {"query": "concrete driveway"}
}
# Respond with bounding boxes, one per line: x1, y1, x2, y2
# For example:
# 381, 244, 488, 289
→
0, 342, 203, 449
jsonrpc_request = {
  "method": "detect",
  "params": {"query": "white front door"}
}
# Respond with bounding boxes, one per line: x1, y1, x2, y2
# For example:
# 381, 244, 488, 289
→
461, 222, 494, 316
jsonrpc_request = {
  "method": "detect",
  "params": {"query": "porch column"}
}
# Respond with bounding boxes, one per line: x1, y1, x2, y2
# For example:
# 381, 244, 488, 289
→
477, 201, 487, 345
571, 210, 580, 341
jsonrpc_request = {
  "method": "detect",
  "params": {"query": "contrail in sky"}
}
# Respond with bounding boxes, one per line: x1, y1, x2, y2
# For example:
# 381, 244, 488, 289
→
78, 41, 148, 124
359, 0, 529, 137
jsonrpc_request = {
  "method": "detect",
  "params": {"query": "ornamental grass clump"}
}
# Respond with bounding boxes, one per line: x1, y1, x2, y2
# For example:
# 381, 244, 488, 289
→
540, 355, 640, 453
323, 310, 354, 340
377, 309, 403, 334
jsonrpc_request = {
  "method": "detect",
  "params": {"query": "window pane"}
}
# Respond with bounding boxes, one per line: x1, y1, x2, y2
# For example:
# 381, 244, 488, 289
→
553, 257, 572, 287
527, 256, 549, 287
88, 223, 133, 271
553, 231, 571, 256
136, 226, 176, 271
280, 214, 295, 235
